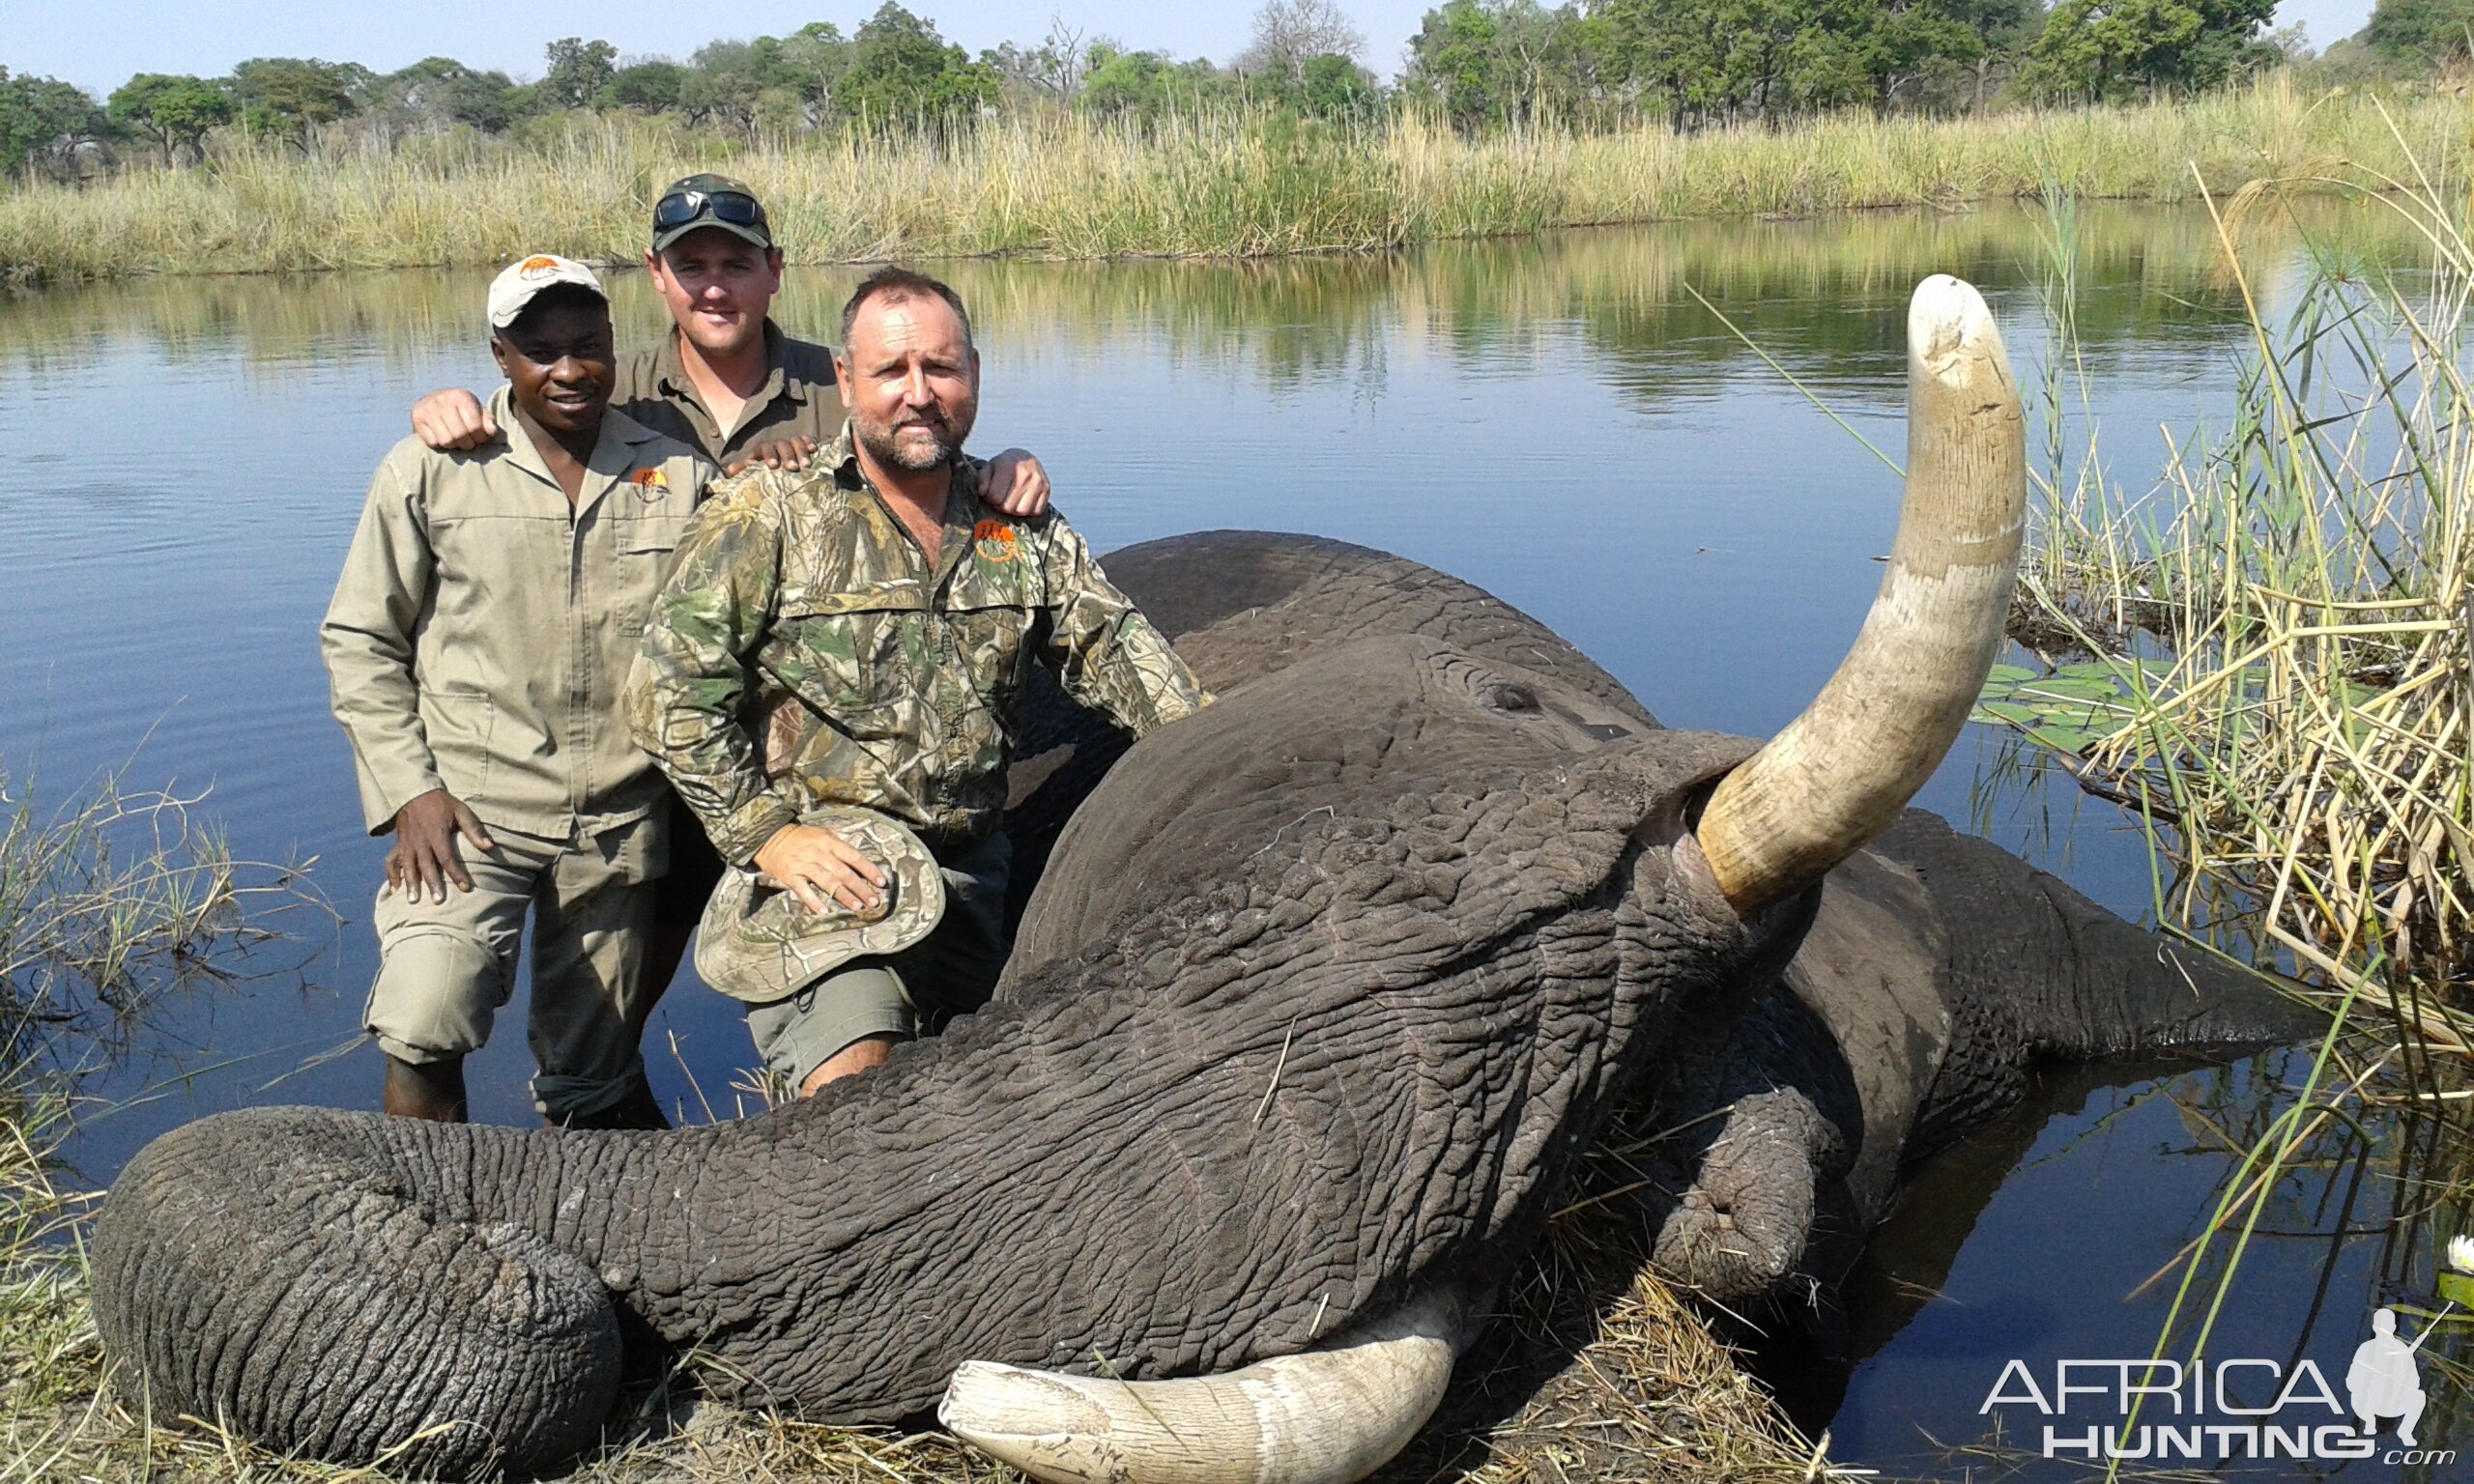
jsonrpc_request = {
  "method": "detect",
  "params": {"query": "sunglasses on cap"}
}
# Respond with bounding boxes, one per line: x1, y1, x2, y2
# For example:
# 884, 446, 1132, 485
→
652, 188, 767, 234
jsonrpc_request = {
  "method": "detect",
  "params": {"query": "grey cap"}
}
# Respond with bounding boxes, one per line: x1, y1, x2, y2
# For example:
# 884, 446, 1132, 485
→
695, 806, 945, 1005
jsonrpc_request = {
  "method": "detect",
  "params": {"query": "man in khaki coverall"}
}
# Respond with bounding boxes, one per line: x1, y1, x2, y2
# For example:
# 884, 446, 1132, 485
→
628, 267, 1210, 1097
323, 254, 714, 1127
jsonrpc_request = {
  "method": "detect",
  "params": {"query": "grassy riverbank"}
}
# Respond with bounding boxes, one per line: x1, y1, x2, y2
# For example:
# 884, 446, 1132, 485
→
2, 73, 2463, 285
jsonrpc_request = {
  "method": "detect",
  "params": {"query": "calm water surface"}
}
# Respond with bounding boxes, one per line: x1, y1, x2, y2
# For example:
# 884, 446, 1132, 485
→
0, 197, 2457, 1479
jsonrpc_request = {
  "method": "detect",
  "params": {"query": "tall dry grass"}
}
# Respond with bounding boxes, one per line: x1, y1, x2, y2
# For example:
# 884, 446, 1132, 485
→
2, 74, 2464, 284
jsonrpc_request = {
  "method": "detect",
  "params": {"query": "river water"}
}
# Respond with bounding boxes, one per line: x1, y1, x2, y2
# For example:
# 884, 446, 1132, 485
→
0, 197, 2459, 1479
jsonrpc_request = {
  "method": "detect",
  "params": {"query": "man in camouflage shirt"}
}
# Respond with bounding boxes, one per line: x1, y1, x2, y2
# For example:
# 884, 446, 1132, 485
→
627, 266, 1208, 1095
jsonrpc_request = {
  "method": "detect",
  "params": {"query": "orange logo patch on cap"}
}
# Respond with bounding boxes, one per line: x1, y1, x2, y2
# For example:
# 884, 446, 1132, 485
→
519, 255, 563, 276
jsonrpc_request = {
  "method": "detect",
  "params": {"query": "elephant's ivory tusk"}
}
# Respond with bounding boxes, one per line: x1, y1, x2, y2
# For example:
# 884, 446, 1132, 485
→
938, 1286, 1464, 1484
1698, 273, 2026, 917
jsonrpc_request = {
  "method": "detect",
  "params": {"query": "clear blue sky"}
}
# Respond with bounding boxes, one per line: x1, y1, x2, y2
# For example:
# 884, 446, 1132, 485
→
4, 0, 2379, 98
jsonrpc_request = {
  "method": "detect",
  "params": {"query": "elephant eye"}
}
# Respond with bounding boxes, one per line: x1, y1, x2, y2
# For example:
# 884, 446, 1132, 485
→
1488, 683, 1539, 713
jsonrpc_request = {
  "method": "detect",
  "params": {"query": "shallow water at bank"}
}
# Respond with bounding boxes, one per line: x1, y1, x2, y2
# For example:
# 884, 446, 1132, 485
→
0, 196, 2459, 1476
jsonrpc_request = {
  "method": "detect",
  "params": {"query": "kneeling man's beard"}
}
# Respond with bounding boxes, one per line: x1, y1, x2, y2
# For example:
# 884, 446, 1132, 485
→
858, 410, 966, 472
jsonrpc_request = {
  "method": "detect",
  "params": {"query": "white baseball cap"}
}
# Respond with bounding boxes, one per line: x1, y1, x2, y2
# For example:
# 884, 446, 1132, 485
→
487, 253, 607, 330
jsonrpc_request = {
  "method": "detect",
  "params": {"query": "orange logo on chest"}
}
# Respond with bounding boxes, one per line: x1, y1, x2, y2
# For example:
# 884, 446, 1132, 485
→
973, 519, 1018, 563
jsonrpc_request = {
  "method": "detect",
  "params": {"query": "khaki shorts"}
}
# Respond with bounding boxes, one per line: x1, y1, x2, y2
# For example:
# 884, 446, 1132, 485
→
744, 832, 1011, 1088
364, 815, 667, 1121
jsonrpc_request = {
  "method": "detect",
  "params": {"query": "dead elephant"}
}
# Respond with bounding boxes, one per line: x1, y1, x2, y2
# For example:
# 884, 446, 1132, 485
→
90, 278, 2307, 1483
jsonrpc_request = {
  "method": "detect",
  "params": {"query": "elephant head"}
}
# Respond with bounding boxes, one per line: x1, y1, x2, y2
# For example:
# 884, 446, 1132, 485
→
90, 278, 2033, 1482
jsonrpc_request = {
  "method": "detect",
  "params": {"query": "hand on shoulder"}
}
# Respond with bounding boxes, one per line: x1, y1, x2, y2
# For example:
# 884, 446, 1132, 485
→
410, 388, 497, 452
978, 447, 1050, 518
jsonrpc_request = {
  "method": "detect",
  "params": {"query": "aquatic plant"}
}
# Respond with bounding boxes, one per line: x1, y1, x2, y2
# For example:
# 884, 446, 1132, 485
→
1993, 121, 2474, 1039
0, 758, 323, 1067
1980, 113, 2474, 1472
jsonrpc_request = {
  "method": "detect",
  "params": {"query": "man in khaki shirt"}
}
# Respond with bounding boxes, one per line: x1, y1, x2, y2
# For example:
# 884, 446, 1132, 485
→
322, 254, 714, 1128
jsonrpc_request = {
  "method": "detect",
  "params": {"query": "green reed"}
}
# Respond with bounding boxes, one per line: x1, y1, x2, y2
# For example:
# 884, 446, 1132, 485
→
0, 761, 309, 1064
1984, 106, 2474, 1474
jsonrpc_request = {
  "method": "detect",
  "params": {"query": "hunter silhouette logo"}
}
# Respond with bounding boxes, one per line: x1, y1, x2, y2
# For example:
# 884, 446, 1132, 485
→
2349, 1307, 2437, 1445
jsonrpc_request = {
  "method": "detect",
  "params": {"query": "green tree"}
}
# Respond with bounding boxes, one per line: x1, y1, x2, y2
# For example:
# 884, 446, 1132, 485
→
229, 57, 364, 144
1280, 53, 1385, 119
600, 60, 692, 115
106, 72, 234, 163
542, 37, 618, 110
1593, 0, 1872, 125
686, 38, 809, 133
1848, 0, 1987, 109
2363, 0, 2474, 65
1078, 46, 1231, 118
779, 22, 852, 114
0, 67, 103, 181
379, 57, 526, 133
1405, 0, 1614, 127
2022, 0, 2278, 98
836, 3, 1001, 123
1948, 0, 2041, 107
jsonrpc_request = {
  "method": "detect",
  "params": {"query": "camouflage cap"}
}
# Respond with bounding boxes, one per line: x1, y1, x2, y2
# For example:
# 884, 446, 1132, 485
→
694, 806, 945, 1005
651, 172, 774, 253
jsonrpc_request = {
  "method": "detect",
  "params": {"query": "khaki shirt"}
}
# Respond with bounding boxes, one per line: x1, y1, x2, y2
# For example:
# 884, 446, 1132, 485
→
627, 427, 1210, 865
323, 387, 716, 840
612, 320, 845, 467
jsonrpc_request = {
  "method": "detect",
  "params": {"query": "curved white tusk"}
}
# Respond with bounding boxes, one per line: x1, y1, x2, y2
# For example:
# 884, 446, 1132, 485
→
938, 1287, 1465, 1484
1697, 273, 2027, 917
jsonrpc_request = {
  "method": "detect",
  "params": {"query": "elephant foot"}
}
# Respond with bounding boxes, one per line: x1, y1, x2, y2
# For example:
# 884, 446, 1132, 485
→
95, 1110, 622, 1479
1651, 1090, 1833, 1302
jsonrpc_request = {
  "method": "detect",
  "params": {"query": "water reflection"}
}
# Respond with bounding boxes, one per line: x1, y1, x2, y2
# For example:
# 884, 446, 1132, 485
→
0, 196, 2450, 1476
0, 195, 2409, 391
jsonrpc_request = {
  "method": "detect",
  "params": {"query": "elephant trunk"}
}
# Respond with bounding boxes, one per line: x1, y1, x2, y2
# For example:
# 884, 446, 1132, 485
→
1698, 274, 2026, 917
92, 1109, 645, 1479
938, 1286, 1465, 1484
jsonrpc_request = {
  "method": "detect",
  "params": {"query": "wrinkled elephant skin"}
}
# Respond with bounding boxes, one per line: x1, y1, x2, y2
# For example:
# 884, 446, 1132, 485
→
91, 533, 2310, 1479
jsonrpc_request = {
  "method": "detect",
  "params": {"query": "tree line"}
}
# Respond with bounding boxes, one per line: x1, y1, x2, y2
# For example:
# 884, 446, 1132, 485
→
3, 0, 2467, 183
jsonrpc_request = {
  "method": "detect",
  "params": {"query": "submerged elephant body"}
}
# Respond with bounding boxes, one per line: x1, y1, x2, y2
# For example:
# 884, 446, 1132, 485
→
93, 280, 2310, 1480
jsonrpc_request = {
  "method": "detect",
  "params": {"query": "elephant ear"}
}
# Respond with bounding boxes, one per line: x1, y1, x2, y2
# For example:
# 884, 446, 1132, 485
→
1697, 275, 2026, 917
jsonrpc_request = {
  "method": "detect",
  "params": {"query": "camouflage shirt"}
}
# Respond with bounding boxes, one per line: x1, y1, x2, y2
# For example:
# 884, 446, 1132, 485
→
626, 427, 1209, 865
